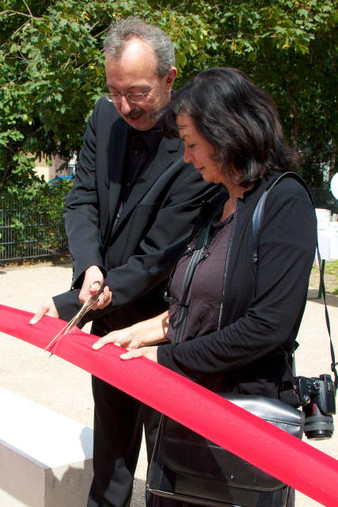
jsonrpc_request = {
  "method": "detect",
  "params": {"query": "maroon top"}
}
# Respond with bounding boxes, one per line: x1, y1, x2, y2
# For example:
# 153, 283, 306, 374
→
166, 215, 233, 343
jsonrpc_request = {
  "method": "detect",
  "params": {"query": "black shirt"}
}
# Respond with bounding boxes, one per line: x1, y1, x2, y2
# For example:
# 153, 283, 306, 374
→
113, 125, 162, 230
121, 125, 162, 202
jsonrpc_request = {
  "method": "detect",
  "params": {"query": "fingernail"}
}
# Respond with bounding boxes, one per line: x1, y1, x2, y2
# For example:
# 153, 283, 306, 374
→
114, 342, 121, 347
29, 318, 36, 325
92, 343, 100, 350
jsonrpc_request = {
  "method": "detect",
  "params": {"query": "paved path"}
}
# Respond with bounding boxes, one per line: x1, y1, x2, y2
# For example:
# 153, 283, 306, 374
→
0, 261, 337, 506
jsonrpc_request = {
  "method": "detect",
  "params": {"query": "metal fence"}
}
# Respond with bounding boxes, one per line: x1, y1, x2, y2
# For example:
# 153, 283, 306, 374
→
0, 194, 69, 263
0, 187, 336, 264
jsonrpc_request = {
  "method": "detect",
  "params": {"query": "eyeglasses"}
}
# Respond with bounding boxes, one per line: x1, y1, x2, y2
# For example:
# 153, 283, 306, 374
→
104, 80, 160, 104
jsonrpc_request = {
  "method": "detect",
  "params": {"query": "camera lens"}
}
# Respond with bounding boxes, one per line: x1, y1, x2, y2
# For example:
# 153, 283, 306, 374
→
304, 404, 334, 440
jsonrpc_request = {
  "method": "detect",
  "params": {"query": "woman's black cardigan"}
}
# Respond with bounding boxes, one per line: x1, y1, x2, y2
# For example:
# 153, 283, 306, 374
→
158, 169, 317, 399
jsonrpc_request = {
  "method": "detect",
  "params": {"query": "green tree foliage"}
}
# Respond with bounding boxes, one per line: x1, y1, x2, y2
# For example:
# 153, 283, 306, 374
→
0, 0, 336, 191
204, 0, 337, 186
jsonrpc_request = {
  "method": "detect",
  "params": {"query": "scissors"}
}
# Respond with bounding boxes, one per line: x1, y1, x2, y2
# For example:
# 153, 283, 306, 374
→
45, 287, 103, 355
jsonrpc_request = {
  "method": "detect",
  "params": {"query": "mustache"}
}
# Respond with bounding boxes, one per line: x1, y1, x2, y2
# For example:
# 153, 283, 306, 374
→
125, 109, 145, 119
124, 109, 160, 120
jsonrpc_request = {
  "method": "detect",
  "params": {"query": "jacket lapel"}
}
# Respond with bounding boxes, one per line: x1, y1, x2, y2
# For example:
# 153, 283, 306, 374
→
112, 137, 182, 236
101, 118, 129, 248
107, 118, 129, 219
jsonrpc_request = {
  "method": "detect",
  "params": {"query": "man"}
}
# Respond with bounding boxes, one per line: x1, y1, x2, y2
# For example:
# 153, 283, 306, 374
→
31, 17, 219, 507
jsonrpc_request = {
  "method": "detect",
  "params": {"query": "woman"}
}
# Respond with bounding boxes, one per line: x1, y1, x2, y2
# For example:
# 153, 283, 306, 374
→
93, 67, 317, 506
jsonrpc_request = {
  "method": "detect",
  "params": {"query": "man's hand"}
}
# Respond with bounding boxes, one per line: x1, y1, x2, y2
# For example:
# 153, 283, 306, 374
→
29, 297, 59, 324
80, 265, 112, 310
79, 265, 105, 304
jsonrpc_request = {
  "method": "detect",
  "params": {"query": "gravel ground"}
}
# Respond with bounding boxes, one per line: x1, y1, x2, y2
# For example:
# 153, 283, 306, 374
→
0, 260, 337, 506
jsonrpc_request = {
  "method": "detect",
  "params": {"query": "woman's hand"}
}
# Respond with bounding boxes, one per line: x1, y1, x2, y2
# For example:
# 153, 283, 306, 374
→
120, 346, 158, 363
93, 326, 141, 351
92, 311, 169, 351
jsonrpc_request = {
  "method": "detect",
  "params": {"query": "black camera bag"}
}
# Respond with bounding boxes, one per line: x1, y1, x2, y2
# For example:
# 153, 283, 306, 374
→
148, 396, 304, 506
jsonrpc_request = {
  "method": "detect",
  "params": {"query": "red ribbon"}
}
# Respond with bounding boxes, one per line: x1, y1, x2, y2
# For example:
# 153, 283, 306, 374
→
0, 303, 337, 505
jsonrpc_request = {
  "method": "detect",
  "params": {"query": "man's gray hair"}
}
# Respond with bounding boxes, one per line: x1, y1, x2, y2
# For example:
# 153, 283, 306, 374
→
104, 17, 175, 79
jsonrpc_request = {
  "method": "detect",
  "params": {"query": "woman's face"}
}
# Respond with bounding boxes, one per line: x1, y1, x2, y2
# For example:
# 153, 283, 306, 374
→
176, 115, 226, 185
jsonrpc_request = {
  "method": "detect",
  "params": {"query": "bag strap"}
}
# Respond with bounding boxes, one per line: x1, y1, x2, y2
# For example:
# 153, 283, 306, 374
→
252, 172, 337, 390
170, 221, 213, 344
165, 193, 227, 345
252, 172, 314, 263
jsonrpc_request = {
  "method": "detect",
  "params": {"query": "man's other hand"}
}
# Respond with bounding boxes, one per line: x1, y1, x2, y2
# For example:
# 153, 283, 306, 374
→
29, 297, 59, 324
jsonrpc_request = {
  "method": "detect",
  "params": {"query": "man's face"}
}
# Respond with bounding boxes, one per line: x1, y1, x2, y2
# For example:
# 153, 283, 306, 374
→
105, 38, 177, 131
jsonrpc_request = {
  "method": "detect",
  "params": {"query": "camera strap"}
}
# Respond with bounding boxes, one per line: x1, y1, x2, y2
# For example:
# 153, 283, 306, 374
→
252, 171, 338, 391
316, 245, 338, 389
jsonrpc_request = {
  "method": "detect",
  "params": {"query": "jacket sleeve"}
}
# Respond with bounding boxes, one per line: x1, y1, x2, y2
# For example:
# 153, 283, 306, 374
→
63, 100, 106, 282
157, 178, 317, 380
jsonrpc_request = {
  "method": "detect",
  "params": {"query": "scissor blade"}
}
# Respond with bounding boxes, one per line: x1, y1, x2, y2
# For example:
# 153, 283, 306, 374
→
44, 322, 70, 353
44, 310, 83, 356
44, 290, 103, 356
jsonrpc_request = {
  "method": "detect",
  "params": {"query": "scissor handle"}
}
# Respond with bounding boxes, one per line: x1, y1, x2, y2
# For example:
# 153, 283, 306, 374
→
68, 290, 102, 329
45, 286, 104, 355
86, 291, 103, 311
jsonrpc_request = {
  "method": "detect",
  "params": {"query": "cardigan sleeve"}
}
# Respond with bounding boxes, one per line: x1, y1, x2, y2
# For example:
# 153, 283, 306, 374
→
157, 177, 317, 381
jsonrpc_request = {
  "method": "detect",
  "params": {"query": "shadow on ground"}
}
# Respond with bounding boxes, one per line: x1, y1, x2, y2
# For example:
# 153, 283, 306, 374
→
307, 289, 338, 307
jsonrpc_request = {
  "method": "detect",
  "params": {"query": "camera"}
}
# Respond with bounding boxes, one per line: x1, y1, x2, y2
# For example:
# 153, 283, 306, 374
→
295, 374, 336, 440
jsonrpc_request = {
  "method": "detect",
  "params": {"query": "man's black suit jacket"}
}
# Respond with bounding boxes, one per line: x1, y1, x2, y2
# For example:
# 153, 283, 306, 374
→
54, 98, 219, 335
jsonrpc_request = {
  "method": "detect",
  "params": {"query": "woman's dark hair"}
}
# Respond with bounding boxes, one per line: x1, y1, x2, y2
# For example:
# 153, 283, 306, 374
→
162, 67, 298, 185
